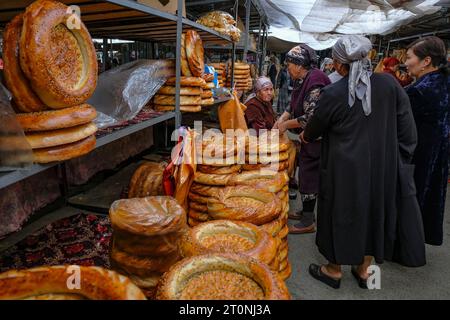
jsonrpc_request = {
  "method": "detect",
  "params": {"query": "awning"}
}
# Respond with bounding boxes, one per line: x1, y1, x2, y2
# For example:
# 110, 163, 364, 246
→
260, 0, 446, 50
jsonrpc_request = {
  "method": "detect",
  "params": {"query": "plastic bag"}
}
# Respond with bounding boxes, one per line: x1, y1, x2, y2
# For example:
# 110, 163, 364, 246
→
0, 84, 33, 171
218, 92, 248, 132
110, 196, 186, 236
88, 59, 175, 129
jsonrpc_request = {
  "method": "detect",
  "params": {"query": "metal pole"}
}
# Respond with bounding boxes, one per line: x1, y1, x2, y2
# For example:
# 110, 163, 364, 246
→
175, 0, 183, 129
257, 18, 262, 76
102, 38, 108, 73
243, 0, 251, 62
231, 0, 239, 91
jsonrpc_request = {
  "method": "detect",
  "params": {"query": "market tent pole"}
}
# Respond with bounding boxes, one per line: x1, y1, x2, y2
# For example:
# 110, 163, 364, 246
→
175, 0, 183, 129
102, 38, 108, 72
257, 17, 262, 76
231, 0, 239, 90
243, 0, 251, 62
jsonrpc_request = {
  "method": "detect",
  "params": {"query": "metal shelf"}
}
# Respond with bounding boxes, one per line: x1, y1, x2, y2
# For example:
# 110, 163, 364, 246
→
0, 112, 175, 190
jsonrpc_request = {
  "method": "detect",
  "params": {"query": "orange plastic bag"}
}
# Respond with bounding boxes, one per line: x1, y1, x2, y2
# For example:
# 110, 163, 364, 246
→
218, 91, 248, 132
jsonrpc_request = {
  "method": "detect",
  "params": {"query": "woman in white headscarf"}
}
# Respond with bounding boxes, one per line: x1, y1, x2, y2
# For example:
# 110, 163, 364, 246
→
301, 35, 426, 289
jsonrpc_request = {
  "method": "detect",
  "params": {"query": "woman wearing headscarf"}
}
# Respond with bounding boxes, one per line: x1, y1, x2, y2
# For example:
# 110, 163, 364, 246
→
320, 57, 334, 75
274, 44, 331, 234
302, 35, 426, 289
404, 36, 449, 246
244, 76, 276, 134
382, 57, 412, 87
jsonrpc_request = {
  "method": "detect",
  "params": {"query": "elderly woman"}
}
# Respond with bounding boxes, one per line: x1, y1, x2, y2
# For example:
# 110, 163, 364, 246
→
244, 77, 276, 134
274, 44, 331, 234
302, 35, 425, 289
320, 57, 334, 75
405, 36, 449, 246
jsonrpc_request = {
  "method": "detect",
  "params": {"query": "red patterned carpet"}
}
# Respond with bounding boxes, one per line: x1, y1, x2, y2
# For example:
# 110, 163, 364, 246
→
0, 213, 112, 273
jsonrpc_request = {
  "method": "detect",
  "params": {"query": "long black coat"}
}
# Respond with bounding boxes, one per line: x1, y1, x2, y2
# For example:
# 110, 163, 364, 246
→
304, 73, 426, 266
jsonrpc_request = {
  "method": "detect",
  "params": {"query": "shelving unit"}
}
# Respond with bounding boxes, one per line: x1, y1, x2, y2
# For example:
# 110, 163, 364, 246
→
0, 0, 268, 219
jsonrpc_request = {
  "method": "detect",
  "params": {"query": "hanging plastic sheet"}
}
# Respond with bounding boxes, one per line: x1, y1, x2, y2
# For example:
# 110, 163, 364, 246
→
88, 59, 175, 129
0, 84, 33, 171
260, 0, 443, 50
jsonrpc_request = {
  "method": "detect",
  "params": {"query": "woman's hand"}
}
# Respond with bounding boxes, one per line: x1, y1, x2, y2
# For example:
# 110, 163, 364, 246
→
300, 131, 309, 144
278, 121, 288, 134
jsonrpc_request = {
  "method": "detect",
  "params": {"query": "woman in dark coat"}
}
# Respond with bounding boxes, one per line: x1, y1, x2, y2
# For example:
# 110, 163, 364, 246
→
302, 35, 426, 289
274, 44, 331, 234
404, 36, 449, 246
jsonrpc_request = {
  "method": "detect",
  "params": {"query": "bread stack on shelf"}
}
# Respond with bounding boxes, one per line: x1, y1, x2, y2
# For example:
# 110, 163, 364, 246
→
211, 63, 226, 87
109, 196, 187, 298
154, 76, 206, 113
196, 11, 242, 43
226, 62, 252, 91
127, 162, 166, 198
156, 253, 290, 300
154, 30, 207, 113
201, 73, 215, 107
3, 0, 98, 163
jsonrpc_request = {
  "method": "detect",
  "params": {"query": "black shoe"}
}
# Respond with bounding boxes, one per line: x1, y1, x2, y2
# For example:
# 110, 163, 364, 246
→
308, 264, 341, 289
351, 267, 368, 289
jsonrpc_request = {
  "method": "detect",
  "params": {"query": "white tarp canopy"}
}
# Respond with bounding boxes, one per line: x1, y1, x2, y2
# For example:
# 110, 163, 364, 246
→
260, 0, 447, 50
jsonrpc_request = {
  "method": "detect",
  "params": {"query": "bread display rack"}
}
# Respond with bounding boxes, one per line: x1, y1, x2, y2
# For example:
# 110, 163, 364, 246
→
0, 0, 269, 192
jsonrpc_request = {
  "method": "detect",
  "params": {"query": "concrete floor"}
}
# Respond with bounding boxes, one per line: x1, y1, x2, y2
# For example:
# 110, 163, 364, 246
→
285, 190, 450, 300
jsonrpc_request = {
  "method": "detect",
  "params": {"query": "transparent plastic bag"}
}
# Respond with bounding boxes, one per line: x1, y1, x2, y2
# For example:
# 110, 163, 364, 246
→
0, 84, 33, 171
88, 59, 175, 129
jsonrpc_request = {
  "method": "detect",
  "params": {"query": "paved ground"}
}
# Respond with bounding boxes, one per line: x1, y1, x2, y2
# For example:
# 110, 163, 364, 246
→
285, 189, 450, 300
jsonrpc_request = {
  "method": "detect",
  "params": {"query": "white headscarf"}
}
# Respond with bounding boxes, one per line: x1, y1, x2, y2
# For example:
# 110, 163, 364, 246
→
332, 35, 373, 116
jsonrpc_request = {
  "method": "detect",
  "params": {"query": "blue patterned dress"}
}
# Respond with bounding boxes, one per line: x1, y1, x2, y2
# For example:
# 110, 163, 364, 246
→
406, 71, 450, 245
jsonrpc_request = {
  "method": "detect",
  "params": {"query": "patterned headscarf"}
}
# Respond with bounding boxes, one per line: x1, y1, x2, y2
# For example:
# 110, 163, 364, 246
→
332, 35, 373, 116
286, 44, 318, 69
244, 76, 273, 104
254, 76, 273, 92
320, 57, 333, 71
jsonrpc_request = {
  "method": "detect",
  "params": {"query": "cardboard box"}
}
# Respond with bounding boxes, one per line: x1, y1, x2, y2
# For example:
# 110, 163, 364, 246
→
137, 0, 186, 17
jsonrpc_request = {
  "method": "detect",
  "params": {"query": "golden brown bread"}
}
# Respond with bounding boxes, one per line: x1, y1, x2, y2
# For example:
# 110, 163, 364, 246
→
128, 162, 165, 198
259, 210, 288, 237
200, 90, 213, 99
189, 200, 208, 213
109, 196, 187, 236
2, 13, 46, 113
110, 241, 181, 275
20, 0, 98, 108
190, 183, 224, 197
242, 160, 288, 172
154, 95, 201, 106
165, 76, 206, 87
154, 105, 202, 113
113, 229, 180, 257
185, 30, 204, 77
32, 134, 96, 163
188, 216, 204, 227
180, 33, 192, 77
188, 209, 210, 222
207, 185, 281, 225
278, 261, 292, 280
16, 104, 97, 132
201, 97, 215, 106
157, 86, 202, 96
196, 164, 241, 175
180, 220, 278, 271
25, 122, 97, 149
156, 253, 290, 300
0, 265, 146, 300
202, 82, 215, 89
202, 73, 215, 82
